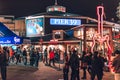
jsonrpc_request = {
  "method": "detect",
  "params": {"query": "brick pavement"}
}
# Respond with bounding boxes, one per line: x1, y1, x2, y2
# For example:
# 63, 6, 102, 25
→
1, 62, 114, 80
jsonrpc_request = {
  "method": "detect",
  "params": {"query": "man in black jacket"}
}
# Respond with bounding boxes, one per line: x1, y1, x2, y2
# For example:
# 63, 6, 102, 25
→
69, 50, 80, 80
91, 51, 104, 80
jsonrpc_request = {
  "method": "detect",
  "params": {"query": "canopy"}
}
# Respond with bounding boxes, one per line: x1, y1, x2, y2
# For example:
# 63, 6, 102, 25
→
0, 22, 22, 44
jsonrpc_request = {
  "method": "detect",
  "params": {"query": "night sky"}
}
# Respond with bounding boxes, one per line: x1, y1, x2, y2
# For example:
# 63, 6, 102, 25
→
0, 0, 119, 22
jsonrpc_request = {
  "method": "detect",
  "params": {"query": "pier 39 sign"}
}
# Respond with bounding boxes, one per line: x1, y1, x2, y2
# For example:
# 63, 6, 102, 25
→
50, 18, 81, 26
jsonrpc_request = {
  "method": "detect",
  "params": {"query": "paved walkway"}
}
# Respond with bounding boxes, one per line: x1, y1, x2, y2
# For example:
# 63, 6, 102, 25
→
1, 62, 115, 80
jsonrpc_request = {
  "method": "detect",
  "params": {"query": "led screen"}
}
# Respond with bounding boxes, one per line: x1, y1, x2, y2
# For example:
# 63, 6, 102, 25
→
26, 18, 44, 37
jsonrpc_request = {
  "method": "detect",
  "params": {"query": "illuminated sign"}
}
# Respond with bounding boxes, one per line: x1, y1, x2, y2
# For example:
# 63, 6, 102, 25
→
50, 18, 81, 26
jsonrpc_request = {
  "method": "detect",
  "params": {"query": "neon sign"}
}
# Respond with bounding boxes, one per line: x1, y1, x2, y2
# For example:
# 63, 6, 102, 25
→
91, 6, 111, 52
91, 6, 112, 70
50, 18, 81, 26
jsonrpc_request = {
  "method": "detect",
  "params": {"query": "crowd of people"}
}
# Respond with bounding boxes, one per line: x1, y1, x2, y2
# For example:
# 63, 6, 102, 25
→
0, 45, 120, 80
63, 48, 120, 80
0, 46, 62, 68
0, 46, 62, 80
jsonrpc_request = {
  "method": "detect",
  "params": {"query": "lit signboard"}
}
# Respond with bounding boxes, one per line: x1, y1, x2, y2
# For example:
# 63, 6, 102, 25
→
26, 18, 44, 37
50, 18, 81, 26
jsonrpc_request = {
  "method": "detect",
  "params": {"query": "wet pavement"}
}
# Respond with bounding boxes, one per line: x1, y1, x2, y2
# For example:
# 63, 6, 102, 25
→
0, 62, 115, 80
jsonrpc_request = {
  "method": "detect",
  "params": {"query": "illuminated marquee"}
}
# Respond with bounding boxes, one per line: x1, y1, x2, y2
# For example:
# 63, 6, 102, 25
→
50, 18, 81, 26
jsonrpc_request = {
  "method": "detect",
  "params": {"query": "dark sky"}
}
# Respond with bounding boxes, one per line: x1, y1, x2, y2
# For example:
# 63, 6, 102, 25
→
0, 0, 119, 22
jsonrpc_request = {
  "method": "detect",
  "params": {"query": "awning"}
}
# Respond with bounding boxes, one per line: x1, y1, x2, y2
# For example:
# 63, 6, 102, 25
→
0, 22, 22, 44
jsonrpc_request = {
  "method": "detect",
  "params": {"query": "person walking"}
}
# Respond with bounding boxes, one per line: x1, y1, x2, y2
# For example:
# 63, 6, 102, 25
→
15, 47, 22, 64
80, 51, 87, 79
9, 47, 14, 63
86, 52, 92, 76
0, 46, 9, 80
49, 49, 55, 66
69, 49, 80, 80
30, 48, 36, 66
91, 51, 104, 80
112, 50, 120, 80
35, 48, 40, 67
43, 48, 48, 65
22, 48, 27, 65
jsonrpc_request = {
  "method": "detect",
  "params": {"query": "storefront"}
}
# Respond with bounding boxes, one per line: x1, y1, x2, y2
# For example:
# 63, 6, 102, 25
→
74, 24, 113, 54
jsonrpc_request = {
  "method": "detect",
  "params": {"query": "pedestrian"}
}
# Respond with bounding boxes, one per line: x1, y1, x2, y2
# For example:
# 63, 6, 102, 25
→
91, 51, 104, 80
15, 47, 22, 64
63, 62, 69, 80
80, 51, 87, 79
43, 48, 48, 65
86, 52, 92, 76
112, 50, 120, 80
68, 49, 80, 80
22, 48, 27, 65
9, 47, 14, 63
49, 49, 55, 66
35, 48, 40, 67
30, 48, 36, 66
0, 46, 9, 80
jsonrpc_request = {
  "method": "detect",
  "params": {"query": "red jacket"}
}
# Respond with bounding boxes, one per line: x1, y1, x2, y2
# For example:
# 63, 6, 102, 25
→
49, 51, 55, 59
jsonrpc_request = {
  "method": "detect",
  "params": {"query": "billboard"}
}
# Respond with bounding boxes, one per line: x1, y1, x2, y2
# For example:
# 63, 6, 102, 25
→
26, 18, 44, 37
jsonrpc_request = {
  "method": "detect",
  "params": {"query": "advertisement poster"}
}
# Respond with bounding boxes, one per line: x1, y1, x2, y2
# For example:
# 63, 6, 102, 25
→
26, 18, 44, 37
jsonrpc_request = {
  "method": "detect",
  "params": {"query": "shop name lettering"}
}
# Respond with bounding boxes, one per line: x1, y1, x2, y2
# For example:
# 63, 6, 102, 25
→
14, 37, 20, 43
0, 40, 11, 44
50, 18, 81, 25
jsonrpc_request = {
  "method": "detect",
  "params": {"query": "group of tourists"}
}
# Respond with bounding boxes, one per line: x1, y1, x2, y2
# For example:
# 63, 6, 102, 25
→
63, 48, 120, 80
